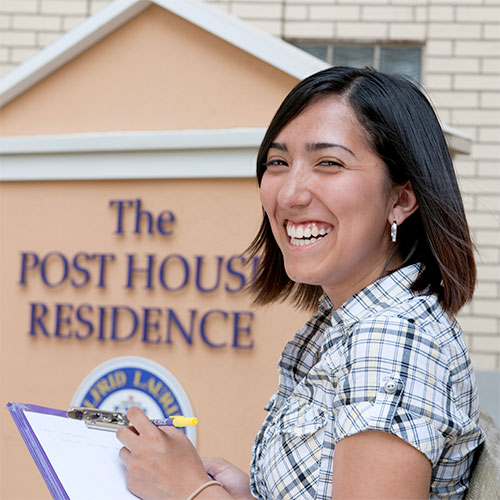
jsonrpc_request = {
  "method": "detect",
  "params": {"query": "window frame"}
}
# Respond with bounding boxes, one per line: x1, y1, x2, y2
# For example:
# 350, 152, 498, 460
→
289, 41, 424, 84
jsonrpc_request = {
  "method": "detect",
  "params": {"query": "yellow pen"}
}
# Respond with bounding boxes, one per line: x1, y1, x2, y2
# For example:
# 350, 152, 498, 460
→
151, 416, 198, 427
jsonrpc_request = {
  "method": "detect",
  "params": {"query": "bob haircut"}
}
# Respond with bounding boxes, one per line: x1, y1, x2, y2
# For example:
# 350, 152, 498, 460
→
247, 66, 475, 315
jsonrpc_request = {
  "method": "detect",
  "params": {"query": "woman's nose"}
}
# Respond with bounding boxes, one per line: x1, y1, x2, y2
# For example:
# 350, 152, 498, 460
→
276, 168, 312, 208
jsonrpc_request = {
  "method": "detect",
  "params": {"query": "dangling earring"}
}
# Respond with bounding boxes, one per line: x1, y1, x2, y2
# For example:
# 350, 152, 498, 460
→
391, 220, 397, 243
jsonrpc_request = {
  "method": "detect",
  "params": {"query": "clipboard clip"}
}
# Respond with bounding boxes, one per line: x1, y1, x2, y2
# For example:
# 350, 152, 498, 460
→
67, 407, 130, 431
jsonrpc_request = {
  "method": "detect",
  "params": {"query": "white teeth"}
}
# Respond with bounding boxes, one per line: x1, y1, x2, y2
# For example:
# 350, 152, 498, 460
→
290, 236, 320, 247
287, 223, 332, 246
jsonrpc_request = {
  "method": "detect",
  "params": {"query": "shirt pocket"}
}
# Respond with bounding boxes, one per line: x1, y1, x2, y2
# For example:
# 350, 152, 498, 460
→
277, 398, 327, 436
262, 400, 327, 499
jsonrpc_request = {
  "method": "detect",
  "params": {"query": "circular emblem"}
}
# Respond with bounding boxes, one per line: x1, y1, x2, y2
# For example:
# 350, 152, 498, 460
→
72, 356, 196, 444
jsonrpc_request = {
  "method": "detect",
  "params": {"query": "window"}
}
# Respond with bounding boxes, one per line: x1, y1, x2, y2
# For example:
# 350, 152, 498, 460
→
293, 43, 422, 84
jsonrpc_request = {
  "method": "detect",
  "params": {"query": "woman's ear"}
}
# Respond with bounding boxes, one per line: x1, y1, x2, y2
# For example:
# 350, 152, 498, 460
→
388, 181, 419, 225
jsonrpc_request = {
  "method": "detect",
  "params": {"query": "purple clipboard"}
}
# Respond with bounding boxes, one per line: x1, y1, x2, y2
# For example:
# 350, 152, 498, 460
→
7, 402, 70, 500
7, 401, 137, 500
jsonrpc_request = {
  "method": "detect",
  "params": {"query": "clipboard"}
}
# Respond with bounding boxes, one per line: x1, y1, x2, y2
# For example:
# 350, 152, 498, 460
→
7, 402, 137, 500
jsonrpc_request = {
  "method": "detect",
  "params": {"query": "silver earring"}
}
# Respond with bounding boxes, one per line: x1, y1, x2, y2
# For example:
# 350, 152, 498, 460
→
391, 220, 397, 243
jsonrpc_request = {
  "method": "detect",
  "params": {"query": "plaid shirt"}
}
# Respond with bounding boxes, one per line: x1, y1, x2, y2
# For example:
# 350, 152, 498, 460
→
250, 264, 484, 500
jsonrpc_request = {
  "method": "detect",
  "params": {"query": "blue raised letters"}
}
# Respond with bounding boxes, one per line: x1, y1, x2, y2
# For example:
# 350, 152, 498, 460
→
159, 254, 189, 291
200, 309, 227, 348
71, 253, 92, 288
40, 252, 69, 288
232, 311, 254, 349
75, 304, 94, 339
134, 199, 154, 235
97, 306, 106, 341
54, 303, 73, 338
126, 254, 154, 289
110, 199, 175, 236
109, 199, 134, 234
142, 307, 162, 344
195, 255, 224, 293
29, 302, 49, 336
19, 251, 39, 285
110, 306, 138, 341
157, 210, 175, 235
96, 253, 115, 288
166, 308, 196, 345
225, 255, 246, 293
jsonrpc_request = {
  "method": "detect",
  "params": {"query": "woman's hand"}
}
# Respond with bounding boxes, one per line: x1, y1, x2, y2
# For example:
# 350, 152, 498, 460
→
202, 457, 254, 500
117, 407, 222, 500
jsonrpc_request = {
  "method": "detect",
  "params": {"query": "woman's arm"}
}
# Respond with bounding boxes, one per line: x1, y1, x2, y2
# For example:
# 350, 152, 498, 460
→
332, 430, 431, 499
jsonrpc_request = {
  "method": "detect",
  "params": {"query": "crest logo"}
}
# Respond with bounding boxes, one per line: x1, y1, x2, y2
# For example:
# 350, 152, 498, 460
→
72, 356, 196, 444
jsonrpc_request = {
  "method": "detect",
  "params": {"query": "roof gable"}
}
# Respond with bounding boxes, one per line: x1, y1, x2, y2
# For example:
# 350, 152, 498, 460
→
0, 0, 327, 108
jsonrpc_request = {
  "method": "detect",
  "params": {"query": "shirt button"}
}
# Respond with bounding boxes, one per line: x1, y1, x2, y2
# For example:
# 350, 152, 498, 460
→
383, 380, 399, 394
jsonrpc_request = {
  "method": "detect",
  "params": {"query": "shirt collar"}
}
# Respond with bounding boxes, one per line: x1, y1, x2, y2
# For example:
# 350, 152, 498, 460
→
318, 293, 334, 313
330, 263, 422, 332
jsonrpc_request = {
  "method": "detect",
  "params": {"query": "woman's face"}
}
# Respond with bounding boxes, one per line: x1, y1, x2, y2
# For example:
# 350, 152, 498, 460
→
260, 96, 398, 306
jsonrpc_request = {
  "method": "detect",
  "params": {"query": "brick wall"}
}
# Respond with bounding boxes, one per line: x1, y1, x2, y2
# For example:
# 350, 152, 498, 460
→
1, 0, 499, 370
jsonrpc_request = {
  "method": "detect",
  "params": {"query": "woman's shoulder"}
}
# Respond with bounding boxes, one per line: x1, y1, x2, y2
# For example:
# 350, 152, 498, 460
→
351, 287, 463, 351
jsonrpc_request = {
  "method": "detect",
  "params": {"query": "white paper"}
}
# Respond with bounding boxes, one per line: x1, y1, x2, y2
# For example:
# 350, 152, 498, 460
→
25, 412, 138, 500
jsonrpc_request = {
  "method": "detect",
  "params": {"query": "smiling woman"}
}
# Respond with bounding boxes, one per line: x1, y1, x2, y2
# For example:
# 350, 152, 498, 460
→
258, 95, 413, 308
245, 67, 484, 500
249, 67, 476, 316
116, 67, 484, 500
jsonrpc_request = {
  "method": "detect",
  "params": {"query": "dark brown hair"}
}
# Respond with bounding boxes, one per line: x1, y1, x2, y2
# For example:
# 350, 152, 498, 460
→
246, 66, 475, 315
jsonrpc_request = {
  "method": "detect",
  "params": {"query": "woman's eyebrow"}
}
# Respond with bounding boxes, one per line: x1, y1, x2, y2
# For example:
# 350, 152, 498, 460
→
305, 142, 356, 158
269, 142, 287, 152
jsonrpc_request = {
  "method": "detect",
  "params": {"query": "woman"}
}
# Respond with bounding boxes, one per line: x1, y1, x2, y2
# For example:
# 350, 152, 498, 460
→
117, 67, 484, 500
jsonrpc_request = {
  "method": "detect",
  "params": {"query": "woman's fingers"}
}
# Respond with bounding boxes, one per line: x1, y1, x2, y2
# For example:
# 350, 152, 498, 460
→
116, 406, 164, 451
202, 456, 227, 477
126, 406, 157, 435
116, 423, 141, 450
119, 446, 132, 466
201, 457, 252, 499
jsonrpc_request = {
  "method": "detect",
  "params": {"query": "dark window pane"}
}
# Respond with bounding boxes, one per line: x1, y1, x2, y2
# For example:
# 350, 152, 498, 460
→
295, 44, 328, 62
380, 47, 421, 83
333, 46, 374, 68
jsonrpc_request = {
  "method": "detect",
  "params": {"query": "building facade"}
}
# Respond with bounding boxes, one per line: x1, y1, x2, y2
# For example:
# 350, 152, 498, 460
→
0, 1, 498, 498
1, 0, 498, 369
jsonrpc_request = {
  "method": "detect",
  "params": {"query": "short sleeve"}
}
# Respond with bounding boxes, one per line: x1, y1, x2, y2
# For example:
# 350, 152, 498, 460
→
329, 316, 456, 466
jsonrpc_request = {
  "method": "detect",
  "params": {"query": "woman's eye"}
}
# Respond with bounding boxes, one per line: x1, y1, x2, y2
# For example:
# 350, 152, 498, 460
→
263, 159, 288, 167
318, 160, 344, 168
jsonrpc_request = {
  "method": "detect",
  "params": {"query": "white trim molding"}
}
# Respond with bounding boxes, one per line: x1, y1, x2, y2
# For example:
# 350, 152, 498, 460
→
442, 124, 472, 156
0, 129, 264, 181
0, 0, 328, 107
0, 126, 471, 181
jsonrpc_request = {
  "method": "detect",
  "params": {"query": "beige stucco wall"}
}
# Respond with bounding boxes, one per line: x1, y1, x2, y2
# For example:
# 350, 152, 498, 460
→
1, 0, 499, 497
1, 0, 498, 369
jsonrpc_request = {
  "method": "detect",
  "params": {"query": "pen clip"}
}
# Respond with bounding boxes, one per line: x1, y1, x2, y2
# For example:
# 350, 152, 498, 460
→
67, 407, 130, 431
